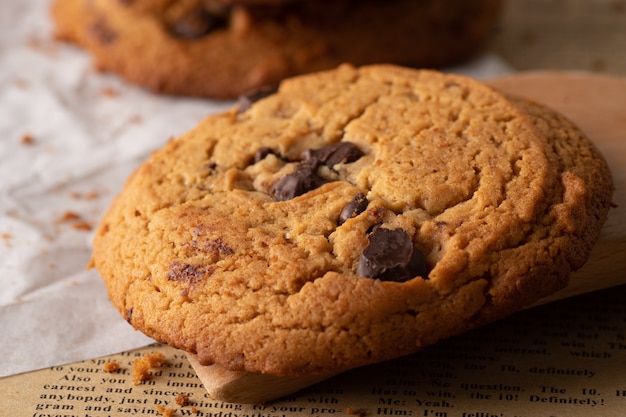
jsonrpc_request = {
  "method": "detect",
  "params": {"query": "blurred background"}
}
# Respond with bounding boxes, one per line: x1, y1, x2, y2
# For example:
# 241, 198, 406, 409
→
489, 0, 626, 76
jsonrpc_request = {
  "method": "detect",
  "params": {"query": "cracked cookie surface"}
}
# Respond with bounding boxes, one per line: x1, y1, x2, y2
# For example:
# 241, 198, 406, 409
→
51, 0, 501, 99
91, 65, 613, 375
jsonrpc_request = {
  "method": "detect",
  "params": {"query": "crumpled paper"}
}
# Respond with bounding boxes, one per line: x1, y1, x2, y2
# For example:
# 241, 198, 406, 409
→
0, 1, 514, 378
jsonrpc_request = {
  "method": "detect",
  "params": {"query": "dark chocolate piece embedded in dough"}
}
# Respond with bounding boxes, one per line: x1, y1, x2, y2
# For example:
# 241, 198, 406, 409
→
302, 142, 363, 168
338, 193, 368, 225
169, 6, 228, 39
271, 162, 326, 201
357, 228, 428, 282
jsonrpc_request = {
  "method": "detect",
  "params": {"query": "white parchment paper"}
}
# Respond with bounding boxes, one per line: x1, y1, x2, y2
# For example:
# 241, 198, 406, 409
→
0, 0, 514, 377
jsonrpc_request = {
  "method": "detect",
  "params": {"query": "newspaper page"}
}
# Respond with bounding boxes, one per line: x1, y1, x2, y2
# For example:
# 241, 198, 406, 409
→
3, 284, 626, 417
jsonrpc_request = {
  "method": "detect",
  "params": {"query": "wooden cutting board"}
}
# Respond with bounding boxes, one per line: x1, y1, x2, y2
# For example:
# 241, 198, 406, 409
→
189, 71, 626, 404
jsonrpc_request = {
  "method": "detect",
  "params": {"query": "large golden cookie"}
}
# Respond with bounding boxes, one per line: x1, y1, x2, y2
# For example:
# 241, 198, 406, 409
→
91, 65, 613, 376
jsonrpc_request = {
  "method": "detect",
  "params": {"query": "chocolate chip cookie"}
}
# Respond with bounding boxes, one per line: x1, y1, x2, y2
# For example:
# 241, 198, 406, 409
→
51, 0, 502, 99
90, 65, 613, 375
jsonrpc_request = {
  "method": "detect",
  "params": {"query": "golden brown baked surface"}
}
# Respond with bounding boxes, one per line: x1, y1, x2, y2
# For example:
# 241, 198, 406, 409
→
91, 65, 613, 375
51, 0, 501, 99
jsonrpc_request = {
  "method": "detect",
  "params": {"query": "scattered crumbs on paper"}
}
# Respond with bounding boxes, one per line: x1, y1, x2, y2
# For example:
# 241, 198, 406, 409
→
71, 220, 93, 231
175, 393, 190, 406
1, 232, 12, 248
68, 189, 101, 201
56, 211, 81, 223
132, 352, 166, 385
345, 406, 367, 416
145, 352, 166, 367
103, 360, 121, 373
54, 211, 93, 231
155, 405, 176, 417
132, 358, 153, 385
20, 133, 35, 145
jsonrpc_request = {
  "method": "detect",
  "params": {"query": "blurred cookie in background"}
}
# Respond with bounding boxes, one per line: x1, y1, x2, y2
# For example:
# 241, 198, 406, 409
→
51, 0, 502, 99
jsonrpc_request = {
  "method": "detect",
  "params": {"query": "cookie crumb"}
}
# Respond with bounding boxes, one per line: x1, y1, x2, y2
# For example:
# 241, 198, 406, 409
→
56, 211, 81, 223
175, 393, 190, 406
20, 133, 35, 145
346, 407, 367, 416
1, 233, 12, 248
103, 360, 121, 373
132, 352, 166, 384
72, 220, 93, 231
156, 405, 176, 417
84, 190, 101, 200
191, 406, 199, 414
55, 211, 92, 231
69, 190, 101, 201
132, 358, 152, 385
101, 86, 119, 97
145, 351, 166, 367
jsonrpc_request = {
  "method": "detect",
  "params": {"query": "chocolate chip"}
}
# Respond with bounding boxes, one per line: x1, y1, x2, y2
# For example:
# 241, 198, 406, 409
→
357, 228, 428, 282
167, 261, 214, 284
268, 142, 362, 201
237, 85, 278, 114
339, 193, 368, 225
204, 237, 234, 256
252, 147, 277, 164
169, 7, 228, 39
125, 308, 133, 324
302, 142, 363, 168
271, 162, 325, 201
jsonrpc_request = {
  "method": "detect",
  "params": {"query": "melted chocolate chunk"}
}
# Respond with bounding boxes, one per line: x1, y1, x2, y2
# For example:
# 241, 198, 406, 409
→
252, 147, 277, 164
168, 261, 214, 284
125, 308, 133, 324
339, 193, 368, 225
357, 228, 428, 282
170, 6, 228, 39
271, 162, 325, 201
268, 141, 363, 201
302, 142, 363, 168
237, 85, 279, 114
249, 146, 292, 166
